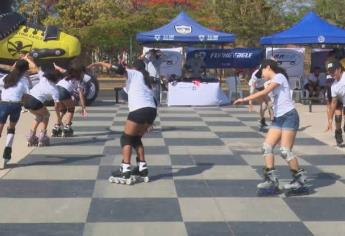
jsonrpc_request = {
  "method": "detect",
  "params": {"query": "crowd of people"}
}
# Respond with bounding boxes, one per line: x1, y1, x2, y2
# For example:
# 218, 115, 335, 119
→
0, 54, 88, 169
1, 49, 345, 195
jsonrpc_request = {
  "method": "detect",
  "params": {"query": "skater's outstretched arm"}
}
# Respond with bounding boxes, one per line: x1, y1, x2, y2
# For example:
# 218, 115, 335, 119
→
233, 82, 279, 105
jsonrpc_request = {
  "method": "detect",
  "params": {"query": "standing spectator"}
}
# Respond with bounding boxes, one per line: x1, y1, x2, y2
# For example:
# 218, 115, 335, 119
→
304, 66, 325, 97
141, 49, 165, 105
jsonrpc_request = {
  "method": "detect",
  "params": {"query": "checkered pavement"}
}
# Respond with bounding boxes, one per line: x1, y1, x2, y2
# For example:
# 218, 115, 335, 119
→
0, 99, 345, 236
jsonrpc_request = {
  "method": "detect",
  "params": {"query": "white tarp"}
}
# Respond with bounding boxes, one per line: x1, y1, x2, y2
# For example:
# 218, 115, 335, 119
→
266, 48, 305, 78
143, 47, 183, 77
167, 82, 229, 106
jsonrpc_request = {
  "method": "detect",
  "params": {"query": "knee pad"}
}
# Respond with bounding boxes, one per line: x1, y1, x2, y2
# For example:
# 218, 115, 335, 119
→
7, 128, 15, 134
335, 115, 342, 123
34, 114, 43, 122
43, 113, 50, 122
262, 143, 273, 157
67, 107, 75, 113
280, 147, 295, 162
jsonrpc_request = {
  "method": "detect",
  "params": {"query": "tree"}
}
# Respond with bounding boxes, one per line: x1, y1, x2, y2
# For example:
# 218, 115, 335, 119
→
216, 0, 290, 47
314, 0, 345, 28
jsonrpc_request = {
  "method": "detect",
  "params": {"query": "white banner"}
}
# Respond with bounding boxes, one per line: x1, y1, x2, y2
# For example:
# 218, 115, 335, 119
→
143, 47, 183, 77
266, 48, 305, 78
167, 82, 229, 106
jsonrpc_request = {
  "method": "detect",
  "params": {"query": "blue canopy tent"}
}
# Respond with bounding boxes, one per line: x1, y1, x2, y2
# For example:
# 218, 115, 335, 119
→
136, 12, 235, 44
261, 11, 345, 45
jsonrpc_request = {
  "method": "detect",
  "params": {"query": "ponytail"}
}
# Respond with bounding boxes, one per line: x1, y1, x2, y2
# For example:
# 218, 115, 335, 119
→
4, 59, 29, 89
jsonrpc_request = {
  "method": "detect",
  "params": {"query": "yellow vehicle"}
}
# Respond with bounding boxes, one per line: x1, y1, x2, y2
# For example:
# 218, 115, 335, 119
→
0, 12, 81, 65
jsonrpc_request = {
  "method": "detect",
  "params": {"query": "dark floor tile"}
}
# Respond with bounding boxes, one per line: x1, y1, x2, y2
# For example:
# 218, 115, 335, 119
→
87, 198, 182, 222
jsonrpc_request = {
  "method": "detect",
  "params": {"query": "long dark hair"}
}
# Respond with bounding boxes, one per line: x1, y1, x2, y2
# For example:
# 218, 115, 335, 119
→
65, 63, 85, 81
4, 60, 29, 89
40, 63, 61, 84
133, 59, 152, 89
262, 59, 289, 80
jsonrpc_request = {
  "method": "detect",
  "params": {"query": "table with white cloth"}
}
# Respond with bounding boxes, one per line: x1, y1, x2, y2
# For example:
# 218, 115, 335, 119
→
167, 81, 229, 106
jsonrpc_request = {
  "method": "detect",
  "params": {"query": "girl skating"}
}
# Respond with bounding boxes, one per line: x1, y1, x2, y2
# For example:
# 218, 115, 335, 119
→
89, 60, 157, 185
0, 60, 30, 169
234, 59, 308, 196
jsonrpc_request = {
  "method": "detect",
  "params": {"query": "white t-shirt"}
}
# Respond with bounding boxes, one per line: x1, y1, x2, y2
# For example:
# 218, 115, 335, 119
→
126, 69, 156, 112
331, 72, 345, 105
249, 70, 266, 89
0, 76, 30, 102
30, 74, 60, 103
144, 54, 163, 78
57, 78, 82, 93
268, 73, 295, 117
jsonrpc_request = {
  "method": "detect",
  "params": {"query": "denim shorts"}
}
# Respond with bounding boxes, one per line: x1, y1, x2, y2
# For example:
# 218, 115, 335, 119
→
0, 102, 22, 124
271, 109, 299, 131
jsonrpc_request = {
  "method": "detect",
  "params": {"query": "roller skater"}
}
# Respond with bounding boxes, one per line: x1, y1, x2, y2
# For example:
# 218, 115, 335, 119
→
257, 168, 280, 196
326, 60, 345, 147
38, 130, 50, 147
234, 59, 308, 196
51, 124, 63, 137
22, 61, 61, 148
0, 59, 30, 169
249, 68, 273, 132
53, 63, 88, 137
89, 59, 157, 186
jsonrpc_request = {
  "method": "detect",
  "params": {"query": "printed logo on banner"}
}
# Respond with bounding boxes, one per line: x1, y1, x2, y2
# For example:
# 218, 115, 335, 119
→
154, 35, 161, 41
318, 35, 326, 43
175, 25, 192, 34
198, 35, 205, 41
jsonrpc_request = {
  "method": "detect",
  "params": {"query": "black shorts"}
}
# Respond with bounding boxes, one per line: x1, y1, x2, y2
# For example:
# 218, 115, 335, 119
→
57, 86, 72, 101
23, 95, 44, 111
127, 107, 157, 125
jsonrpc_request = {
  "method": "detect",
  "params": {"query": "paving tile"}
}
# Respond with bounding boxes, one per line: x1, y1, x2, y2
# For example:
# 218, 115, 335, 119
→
87, 198, 182, 222
185, 222, 232, 236
284, 198, 345, 221
0, 180, 94, 198
0, 198, 91, 223
84, 223, 187, 236
229, 222, 313, 236
0, 223, 84, 236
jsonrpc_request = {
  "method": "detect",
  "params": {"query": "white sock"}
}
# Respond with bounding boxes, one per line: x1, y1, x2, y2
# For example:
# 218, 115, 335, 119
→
6, 133, 14, 147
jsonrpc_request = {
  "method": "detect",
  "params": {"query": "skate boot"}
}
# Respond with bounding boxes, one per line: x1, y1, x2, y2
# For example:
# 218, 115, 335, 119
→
0, 147, 11, 169
62, 124, 74, 137
26, 130, 38, 147
284, 169, 309, 196
257, 168, 280, 196
131, 157, 149, 183
259, 118, 268, 131
51, 124, 63, 137
335, 129, 343, 146
38, 130, 50, 147
108, 163, 134, 185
